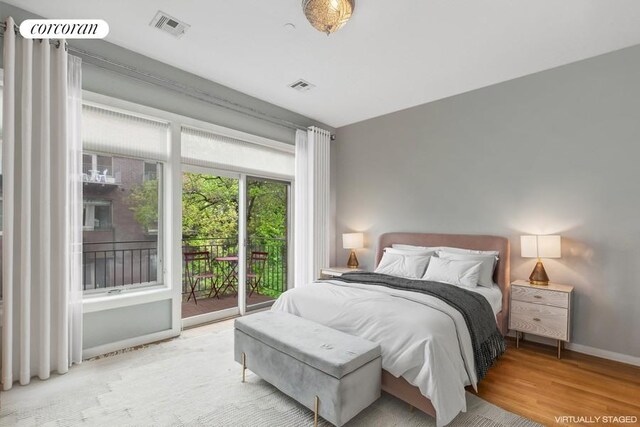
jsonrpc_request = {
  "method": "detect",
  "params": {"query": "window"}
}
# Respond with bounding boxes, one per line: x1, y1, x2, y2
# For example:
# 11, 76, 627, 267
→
83, 200, 113, 231
83, 153, 117, 184
82, 104, 168, 294
97, 155, 113, 175
143, 161, 157, 182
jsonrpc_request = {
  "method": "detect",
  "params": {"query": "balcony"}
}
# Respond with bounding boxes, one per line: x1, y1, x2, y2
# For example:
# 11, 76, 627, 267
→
82, 165, 121, 193
81, 237, 288, 317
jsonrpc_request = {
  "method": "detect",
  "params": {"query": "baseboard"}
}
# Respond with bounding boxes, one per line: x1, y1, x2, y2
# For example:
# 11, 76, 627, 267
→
82, 329, 179, 359
508, 331, 640, 367
565, 342, 640, 367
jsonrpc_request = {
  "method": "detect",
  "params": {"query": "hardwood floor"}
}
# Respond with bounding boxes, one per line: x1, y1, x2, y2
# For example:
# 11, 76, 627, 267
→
471, 338, 640, 426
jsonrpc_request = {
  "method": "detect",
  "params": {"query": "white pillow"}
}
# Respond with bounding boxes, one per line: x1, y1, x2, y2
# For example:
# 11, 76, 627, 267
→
375, 252, 431, 279
438, 247, 499, 256
422, 257, 482, 288
437, 251, 497, 288
392, 244, 498, 257
391, 244, 438, 252
385, 247, 436, 257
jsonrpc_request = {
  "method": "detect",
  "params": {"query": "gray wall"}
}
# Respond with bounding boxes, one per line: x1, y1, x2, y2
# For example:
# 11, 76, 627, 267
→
334, 45, 640, 358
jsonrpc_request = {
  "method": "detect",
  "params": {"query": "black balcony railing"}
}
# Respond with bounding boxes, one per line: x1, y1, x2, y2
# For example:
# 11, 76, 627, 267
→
79, 237, 288, 299
181, 237, 288, 300
83, 240, 158, 291
246, 237, 288, 299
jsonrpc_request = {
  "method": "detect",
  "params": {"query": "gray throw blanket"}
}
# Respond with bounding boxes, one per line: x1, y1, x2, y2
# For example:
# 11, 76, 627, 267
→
334, 272, 505, 381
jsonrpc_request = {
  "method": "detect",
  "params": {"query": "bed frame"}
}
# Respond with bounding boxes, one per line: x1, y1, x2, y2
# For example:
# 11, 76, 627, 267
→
375, 232, 511, 418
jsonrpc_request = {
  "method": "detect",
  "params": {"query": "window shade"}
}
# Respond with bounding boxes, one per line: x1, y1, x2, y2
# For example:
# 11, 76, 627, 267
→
181, 126, 294, 178
82, 104, 169, 161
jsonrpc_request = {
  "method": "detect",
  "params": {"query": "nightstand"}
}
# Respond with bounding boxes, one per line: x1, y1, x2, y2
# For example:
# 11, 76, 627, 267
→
509, 279, 574, 359
319, 267, 363, 279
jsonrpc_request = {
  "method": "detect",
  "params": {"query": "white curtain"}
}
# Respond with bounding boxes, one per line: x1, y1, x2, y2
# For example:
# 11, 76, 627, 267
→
2, 17, 83, 390
294, 126, 331, 286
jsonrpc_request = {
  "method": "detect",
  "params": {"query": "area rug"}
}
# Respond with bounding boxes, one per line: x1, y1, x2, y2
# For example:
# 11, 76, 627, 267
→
1, 323, 541, 426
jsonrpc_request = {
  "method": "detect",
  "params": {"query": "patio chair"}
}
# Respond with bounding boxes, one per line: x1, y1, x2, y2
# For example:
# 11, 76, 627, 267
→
183, 251, 218, 304
247, 251, 269, 297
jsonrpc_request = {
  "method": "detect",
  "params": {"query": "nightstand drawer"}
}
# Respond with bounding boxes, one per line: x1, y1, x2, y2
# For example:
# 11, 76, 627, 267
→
511, 285, 569, 308
510, 300, 569, 340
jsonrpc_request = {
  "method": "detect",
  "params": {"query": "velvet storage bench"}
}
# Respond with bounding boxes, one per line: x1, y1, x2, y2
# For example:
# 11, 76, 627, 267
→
234, 311, 382, 427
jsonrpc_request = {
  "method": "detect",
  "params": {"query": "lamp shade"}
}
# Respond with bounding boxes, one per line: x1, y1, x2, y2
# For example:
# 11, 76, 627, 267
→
521, 236, 538, 258
343, 232, 364, 249
521, 235, 561, 259
538, 235, 561, 258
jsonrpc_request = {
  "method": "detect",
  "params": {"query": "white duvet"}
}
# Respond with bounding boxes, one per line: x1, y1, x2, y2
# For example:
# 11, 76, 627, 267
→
271, 279, 496, 426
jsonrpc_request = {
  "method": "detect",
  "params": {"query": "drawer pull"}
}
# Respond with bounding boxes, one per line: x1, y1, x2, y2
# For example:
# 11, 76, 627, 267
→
532, 318, 541, 322
534, 295, 543, 299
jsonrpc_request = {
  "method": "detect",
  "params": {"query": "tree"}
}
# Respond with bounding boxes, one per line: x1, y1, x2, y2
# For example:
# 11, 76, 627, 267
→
127, 172, 289, 297
246, 179, 287, 239
181, 173, 239, 242
127, 173, 288, 241
127, 178, 159, 232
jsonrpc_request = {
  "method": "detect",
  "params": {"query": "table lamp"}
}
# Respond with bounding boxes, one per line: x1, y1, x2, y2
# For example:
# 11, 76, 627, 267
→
521, 235, 561, 285
343, 232, 364, 269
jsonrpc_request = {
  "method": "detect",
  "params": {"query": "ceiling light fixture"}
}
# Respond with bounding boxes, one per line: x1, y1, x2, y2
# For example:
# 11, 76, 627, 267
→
302, 0, 355, 35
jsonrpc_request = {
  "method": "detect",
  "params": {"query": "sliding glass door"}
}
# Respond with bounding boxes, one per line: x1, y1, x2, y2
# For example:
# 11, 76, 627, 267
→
181, 168, 291, 325
181, 168, 241, 324
180, 125, 294, 326
245, 177, 290, 311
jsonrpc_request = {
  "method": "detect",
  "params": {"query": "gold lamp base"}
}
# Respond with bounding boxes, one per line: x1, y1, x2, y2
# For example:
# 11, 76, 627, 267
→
347, 250, 359, 269
529, 260, 550, 286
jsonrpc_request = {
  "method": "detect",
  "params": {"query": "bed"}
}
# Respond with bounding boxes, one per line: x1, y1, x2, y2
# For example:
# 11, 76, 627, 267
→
272, 232, 510, 426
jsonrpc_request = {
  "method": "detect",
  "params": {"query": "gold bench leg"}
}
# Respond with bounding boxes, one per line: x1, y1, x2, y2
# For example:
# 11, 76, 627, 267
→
241, 352, 246, 383
314, 395, 319, 427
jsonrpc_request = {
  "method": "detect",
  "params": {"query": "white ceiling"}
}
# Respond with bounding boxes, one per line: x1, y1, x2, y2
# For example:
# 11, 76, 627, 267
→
8, 0, 640, 127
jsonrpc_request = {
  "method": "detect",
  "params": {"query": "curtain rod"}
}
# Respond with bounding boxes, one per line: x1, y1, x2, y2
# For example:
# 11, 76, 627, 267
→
0, 21, 312, 133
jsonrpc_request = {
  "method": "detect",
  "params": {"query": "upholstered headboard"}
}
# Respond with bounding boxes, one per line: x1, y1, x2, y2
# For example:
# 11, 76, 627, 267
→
376, 232, 511, 335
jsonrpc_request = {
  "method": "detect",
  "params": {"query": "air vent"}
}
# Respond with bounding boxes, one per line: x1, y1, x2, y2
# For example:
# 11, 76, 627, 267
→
289, 79, 315, 92
150, 11, 190, 38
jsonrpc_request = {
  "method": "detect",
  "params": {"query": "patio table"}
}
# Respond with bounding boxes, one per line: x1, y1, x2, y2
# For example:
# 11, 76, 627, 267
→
214, 256, 239, 296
